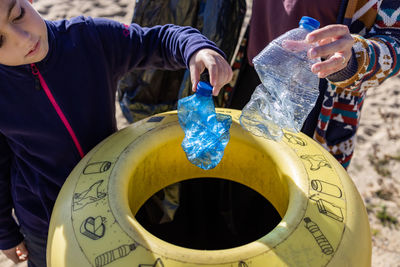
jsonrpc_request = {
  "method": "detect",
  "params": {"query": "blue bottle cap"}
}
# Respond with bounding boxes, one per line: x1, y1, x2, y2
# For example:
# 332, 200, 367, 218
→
196, 81, 213, 97
299, 16, 320, 31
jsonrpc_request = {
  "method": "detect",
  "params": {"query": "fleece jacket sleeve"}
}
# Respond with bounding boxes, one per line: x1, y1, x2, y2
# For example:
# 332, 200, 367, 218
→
0, 134, 24, 250
89, 17, 225, 78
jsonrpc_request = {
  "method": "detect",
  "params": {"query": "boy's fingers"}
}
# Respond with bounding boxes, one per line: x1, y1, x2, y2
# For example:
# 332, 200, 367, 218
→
207, 63, 219, 95
189, 62, 203, 92
2, 250, 19, 264
208, 57, 232, 95
2, 241, 28, 264
216, 70, 233, 95
188, 48, 232, 95
16, 242, 29, 261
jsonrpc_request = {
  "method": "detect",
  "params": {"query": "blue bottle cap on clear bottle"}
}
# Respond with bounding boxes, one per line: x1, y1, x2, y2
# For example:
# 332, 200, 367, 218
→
196, 81, 213, 97
299, 16, 320, 31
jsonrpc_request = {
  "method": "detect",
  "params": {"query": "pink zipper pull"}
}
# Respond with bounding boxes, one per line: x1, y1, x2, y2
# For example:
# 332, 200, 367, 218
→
30, 64, 41, 90
30, 63, 39, 75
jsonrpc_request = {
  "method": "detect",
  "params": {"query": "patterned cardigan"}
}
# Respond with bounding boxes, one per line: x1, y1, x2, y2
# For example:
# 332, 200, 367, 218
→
315, 0, 400, 168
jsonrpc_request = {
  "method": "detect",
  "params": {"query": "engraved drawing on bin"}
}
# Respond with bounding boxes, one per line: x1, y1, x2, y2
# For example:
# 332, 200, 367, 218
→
83, 161, 112, 174
311, 179, 342, 198
284, 133, 307, 146
310, 195, 344, 222
80, 216, 106, 240
300, 154, 332, 171
94, 243, 137, 267
138, 257, 164, 267
73, 180, 106, 211
304, 217, 334, 255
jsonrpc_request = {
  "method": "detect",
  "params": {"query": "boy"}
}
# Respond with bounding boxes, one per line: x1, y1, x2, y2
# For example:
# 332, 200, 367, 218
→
0, 0, 232, 266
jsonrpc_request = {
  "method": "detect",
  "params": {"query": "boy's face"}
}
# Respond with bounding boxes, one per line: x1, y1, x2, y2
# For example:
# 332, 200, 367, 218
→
0, 0, 48, 66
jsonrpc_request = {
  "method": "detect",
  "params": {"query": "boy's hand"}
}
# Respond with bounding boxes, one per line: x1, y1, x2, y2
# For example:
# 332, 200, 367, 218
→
189, 49, 233, 96
2, 241, 28, 263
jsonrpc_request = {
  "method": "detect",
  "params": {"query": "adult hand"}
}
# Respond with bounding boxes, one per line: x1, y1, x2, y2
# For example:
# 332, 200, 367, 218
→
2, 241, 28, 264
189, 48, 233, 96
306, 24, 355, 78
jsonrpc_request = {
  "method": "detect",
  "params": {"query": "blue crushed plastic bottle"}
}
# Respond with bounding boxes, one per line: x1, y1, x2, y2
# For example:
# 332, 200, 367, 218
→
240, 16, 321, 140
178, 81, 232, 170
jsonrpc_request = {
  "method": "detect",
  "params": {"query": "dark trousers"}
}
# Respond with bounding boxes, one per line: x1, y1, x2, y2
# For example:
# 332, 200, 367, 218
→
20, 228, 47, 267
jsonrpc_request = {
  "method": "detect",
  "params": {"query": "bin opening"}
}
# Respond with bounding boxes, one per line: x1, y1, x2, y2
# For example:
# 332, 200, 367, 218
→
136, 178, 281, 250
125, 121, 290, 251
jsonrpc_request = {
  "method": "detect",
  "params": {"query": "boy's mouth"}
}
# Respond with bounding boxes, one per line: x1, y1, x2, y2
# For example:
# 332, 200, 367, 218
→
26, 40, 40, 57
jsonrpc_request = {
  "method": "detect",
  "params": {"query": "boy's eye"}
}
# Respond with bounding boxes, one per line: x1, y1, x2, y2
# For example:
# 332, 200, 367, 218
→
0, 36, 3, 48
13, 7, 25, 22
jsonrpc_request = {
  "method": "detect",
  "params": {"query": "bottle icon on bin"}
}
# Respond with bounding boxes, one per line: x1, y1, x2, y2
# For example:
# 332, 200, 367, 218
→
304, 217, 334, 255
83, 161, 112, 174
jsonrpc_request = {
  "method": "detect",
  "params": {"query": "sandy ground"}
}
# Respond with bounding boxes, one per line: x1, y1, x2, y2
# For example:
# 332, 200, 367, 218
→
1, 0, 399, 266
347, 76, 400, 267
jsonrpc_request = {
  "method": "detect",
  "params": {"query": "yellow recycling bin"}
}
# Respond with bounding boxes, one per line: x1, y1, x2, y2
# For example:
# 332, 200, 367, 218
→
47, 108, 371, 267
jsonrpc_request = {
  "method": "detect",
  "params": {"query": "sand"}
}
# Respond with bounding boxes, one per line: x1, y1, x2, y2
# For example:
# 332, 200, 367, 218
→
0, 0, 399, 266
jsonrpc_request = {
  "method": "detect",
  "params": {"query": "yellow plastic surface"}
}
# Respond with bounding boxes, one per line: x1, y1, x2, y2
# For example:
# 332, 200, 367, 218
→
47, 108, 371, 267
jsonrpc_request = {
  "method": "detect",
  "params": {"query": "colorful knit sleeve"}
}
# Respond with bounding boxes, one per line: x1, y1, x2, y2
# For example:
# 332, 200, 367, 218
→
329, 3, 400, 91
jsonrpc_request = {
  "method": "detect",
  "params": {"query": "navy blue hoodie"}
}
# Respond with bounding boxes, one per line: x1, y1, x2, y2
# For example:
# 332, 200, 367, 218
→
0, 16, 223, 249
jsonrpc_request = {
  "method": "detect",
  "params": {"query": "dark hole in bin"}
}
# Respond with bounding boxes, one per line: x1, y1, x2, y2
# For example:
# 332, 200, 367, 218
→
136, 178, 281, 250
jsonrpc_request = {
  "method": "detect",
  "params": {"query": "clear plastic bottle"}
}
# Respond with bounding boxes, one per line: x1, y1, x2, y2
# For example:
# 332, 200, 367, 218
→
178, 81, 232, 170
240, 16, 321, 140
